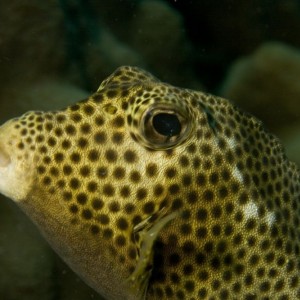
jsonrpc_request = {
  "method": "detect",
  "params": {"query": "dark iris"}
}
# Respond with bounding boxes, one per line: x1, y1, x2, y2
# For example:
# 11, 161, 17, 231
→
152, 113, 181, 137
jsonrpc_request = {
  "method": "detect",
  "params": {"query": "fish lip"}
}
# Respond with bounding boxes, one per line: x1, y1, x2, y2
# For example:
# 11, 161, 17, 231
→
0, 142, 11, 168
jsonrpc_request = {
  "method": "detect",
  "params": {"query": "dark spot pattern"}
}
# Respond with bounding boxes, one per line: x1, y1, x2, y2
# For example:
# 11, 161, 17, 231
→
10, 66, 300, 299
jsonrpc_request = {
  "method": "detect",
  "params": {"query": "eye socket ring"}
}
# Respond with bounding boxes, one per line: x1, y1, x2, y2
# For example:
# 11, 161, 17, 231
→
140, 104, 191, 149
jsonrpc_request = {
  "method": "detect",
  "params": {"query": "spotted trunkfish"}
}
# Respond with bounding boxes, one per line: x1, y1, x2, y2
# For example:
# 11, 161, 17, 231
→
0, 66, 299, 299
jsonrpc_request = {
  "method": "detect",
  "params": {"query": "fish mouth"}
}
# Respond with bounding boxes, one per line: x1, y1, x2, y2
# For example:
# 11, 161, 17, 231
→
0, 142, 11, 168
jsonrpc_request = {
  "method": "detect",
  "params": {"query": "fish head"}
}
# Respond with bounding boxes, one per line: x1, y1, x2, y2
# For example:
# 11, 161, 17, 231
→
0, 66, 299, 299
0, 66, 204, 299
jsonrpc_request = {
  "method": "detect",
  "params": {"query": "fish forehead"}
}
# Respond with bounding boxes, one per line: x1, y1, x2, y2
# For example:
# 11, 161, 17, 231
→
5, 66, 300, 299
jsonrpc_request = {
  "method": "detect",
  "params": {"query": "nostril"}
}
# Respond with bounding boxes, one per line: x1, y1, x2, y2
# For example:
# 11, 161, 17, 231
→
0, 145, 11, 167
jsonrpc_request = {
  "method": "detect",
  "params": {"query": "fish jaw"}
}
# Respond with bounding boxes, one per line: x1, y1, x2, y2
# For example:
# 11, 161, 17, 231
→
0, 111, 137, 299
0, 117, 35, 201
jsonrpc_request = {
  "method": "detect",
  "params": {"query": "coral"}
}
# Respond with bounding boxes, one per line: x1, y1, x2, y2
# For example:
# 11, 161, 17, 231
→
280, 125, 300, 167
0, 0, 65, 85
128, 0, 193, 86
84, 28, 145, 91
221, 42, 300, 133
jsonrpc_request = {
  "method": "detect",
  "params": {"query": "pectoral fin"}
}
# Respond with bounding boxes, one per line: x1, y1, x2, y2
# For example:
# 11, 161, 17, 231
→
127, 209, 178, 299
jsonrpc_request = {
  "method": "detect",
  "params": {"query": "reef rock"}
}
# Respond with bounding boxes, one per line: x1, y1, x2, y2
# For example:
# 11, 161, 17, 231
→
129, 0, 194, 86
221, 42, 300, 133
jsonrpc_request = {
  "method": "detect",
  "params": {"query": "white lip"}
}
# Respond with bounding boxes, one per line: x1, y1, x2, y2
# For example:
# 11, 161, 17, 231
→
0, 120, 34, 202
0, 153, 33, 202
0, 143, 11, 167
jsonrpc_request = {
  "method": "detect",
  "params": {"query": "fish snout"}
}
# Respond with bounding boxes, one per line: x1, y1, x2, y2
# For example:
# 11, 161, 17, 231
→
0, 118, 35, 202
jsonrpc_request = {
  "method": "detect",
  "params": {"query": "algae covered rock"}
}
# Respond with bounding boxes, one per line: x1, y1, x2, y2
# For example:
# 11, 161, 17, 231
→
280, 124, 300, 167
129, 0, 192, 85
221, 42, 300, 132
0, 0, 66, 84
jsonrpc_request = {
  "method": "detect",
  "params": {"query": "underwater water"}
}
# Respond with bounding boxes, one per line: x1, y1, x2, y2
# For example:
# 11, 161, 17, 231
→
0, 1, 299, 299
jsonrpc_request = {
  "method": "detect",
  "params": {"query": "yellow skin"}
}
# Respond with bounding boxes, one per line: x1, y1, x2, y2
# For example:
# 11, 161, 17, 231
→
0, 66, 299, 299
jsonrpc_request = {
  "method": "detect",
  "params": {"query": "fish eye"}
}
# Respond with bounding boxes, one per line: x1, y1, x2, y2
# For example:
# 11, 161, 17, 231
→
152, 113, 181, 137
140, 105, 191, 149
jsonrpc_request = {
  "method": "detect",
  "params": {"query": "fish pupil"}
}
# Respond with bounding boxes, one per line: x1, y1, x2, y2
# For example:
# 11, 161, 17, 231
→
152, 113, 181, 137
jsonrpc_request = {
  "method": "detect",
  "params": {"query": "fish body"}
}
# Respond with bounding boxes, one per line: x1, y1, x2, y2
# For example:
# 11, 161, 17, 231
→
0, 66, 299, 299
